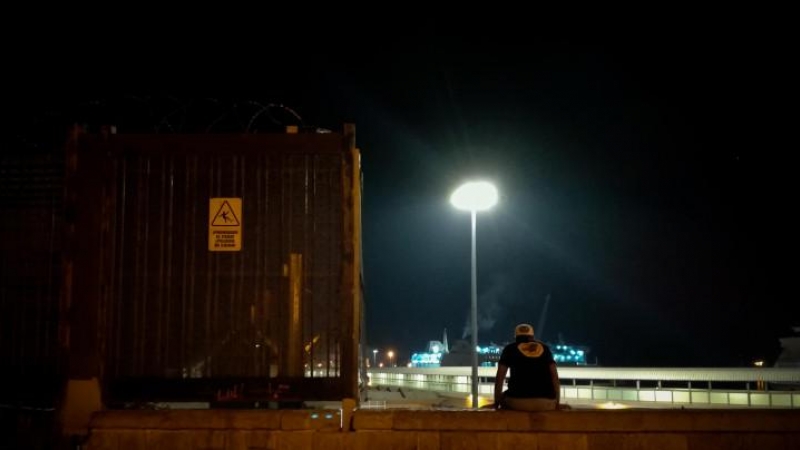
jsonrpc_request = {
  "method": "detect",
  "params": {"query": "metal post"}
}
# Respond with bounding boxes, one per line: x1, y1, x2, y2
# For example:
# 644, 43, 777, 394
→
470, 210, 479, 408
286, 253, 303, 377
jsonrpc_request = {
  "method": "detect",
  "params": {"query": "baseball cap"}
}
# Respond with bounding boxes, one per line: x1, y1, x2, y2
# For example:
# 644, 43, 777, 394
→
514, 323, 534, 337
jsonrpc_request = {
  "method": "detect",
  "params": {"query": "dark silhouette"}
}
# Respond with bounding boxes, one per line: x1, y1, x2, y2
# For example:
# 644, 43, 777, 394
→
493, 323, 561, 411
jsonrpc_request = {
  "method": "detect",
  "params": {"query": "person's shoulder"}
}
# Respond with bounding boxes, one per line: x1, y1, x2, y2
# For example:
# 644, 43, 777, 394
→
538, 341, 556, 357
499, 342, 516, 356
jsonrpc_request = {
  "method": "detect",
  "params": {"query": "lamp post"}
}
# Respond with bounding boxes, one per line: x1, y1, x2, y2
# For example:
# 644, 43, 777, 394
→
373, 349, 378, 367
387, 350, 395, 367
450, 181, 498, 408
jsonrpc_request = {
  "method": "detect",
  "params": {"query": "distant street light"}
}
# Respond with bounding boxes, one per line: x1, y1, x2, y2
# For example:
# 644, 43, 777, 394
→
387, 350, 395, 367
373, 349, 378, 367
450, 180, 498, 409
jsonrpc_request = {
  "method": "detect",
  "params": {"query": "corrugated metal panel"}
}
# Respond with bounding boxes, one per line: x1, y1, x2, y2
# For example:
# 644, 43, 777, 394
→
0, 153, 65, 397
66, 131, 362, 403
0, 152, 64, 449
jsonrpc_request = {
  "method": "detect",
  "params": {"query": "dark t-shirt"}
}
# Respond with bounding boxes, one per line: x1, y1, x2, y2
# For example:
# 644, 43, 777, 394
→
498, 340, 556, 399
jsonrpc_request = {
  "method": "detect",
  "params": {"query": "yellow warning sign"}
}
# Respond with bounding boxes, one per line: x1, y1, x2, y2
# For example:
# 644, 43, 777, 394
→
209, 198, 242, 251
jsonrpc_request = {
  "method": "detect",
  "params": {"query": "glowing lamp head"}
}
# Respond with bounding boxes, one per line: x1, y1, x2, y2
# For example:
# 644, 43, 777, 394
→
450, 181, 498, 212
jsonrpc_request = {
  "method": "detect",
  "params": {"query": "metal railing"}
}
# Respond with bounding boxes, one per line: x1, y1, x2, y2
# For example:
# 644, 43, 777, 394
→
367, 366, 800, 409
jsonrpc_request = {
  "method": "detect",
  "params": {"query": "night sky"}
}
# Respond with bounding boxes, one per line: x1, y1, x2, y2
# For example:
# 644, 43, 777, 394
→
5, 17, 796, 367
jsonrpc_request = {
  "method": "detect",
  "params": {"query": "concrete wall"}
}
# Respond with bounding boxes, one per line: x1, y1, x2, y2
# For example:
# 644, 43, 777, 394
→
85, 408, 800, 449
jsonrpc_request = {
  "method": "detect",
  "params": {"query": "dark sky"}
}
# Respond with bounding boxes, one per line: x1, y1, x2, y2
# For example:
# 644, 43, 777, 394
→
5, 17, 796, 367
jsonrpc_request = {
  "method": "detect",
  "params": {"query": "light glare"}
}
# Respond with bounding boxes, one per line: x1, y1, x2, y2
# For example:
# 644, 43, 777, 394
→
598, 401, 629, 410
450, 181, 498, 212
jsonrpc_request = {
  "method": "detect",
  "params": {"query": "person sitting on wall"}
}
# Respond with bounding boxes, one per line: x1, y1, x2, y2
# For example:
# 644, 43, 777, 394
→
493, 323, 561, 411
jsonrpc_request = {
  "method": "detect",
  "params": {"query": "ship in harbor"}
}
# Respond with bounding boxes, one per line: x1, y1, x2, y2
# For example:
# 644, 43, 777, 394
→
411, 295, 591, 368
410, 328, 591, 368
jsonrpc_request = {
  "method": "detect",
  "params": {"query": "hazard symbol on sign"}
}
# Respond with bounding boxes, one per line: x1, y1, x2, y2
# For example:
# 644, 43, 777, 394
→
209, 198, 242, 251
211, 200, 241, 226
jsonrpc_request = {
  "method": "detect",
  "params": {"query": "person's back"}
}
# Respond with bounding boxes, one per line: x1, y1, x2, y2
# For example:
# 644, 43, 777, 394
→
494, 323, 560, 411
502, 339, 557, 398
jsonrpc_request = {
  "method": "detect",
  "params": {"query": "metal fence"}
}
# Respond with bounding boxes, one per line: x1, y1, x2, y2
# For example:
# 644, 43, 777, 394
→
0, 152, 65, 449
65, 132, 362, 404
369, 367, 800, 409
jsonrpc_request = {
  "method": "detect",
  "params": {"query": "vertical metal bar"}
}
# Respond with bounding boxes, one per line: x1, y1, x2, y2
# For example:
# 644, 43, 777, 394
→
236, 155, 245, 375
229, 155, 239, 374
131, 156, 143, 374
233, 156, 242, 375
238, 155, 247, 375
255, 154, 263, 377
155, 155, 166, 371
253, 154, 262, 377
44, 158, 60, 368
304, 154, 314, 378
280, 154, 290, 377
287, 253, 303, 377
179, 156, 188, 375
97, 148, 113, 382
114, 158, 127, 377
181, 156, 195, 375
351, 146, 364, 390
211, 160, 222, 375
340, 124, 358, 397
326, 157, 334, 378
58, 127, 79, 381
636, 380, 641, 402
190, 154, 199, 376
265, 153, 276, 379
204, 160, 214, 376
470, 210, 478, 408
269, 153, 277, 378
164, 156, 175, 373
140, 157, 151, 375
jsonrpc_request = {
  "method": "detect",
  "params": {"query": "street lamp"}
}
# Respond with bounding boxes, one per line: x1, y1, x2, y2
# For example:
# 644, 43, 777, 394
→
372, 349, 378, 367
387, 350, 395, 367
450, 180, 498, 408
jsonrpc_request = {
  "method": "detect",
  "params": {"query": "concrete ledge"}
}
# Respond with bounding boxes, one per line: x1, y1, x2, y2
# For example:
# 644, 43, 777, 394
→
88, 410, 278, 430
85, 409, 800, 450
352, 410, 394, 430
281, 409, 341, 431
354, 409, 800, 432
